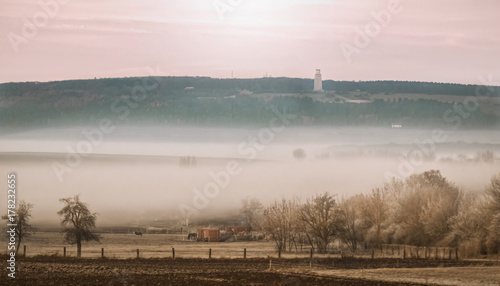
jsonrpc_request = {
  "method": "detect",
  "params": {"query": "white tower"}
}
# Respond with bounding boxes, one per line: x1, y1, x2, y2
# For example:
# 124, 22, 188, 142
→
314, 69, 323, 91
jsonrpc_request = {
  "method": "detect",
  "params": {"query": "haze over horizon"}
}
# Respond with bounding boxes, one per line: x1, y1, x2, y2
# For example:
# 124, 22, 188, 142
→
1, 0, 500, 84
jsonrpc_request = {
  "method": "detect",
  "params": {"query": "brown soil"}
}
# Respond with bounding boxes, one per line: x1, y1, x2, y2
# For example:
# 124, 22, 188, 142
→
1, 256, 497, 286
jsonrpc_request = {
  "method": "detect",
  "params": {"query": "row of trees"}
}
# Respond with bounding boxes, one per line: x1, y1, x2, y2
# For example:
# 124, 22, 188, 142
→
3, 95, 498, 129
2, 196, 99, 258
256, 170, 500, 255
4, 170, 499, 258
3, 77, 498, 98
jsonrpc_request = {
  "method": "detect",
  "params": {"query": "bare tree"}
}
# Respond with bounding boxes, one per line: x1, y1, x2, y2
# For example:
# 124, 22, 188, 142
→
338, 195, 364, 253
57, 195, 101, 258
292, 148, 306, 160
485, 173, 500, 253
361, 188, 389, 247
420, 190, 462, 243
446, 192, 488, 256
300, 192, 342, 253
387, 170, 460, 246
262, 198, 301, 253
240, 197, 263, 231
2, 200, 37, 252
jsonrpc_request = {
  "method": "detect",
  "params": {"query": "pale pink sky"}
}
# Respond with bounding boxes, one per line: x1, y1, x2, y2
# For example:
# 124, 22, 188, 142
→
1, 0, 499, 84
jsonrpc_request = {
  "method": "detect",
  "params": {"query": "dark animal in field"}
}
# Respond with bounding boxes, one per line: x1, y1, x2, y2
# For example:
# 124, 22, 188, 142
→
133, 231, 142, 237
187, 233, 197, 240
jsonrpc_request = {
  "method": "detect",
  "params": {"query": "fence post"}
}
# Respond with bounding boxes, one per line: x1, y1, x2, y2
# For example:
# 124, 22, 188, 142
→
435, 247, 438, 260
64, 247, 66, 257
371, 248, 374, 259
269, 259, 272, 271
278, 249, 281, 259
136, 249, 139, 259
244, 248, 246, 259
310, 248, 313, 259
455, 248, 459, 260
398, 245, 400, 256
23, 245, 26, 258
403, 246, 406, 260
449, 248, 452, 260
209, 248, 211, 259
416, 247, 419, 259
172, 248, 175, 259
101, 248, 104, 258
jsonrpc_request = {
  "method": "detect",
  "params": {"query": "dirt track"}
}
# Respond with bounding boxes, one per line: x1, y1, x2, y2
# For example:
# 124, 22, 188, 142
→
315, 266, 500, 286
1, 256, 497, 286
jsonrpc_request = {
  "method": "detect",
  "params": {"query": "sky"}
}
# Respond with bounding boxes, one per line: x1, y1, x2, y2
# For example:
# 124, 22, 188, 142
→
1, 0, 499, 84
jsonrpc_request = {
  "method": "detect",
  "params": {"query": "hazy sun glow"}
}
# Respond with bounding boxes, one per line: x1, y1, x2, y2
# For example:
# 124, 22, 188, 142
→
1, 0, 499, 83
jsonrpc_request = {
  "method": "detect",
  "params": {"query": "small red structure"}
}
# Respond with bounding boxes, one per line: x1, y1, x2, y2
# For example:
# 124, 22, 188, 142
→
197, 228, 220, 242
225, 226, 248, 235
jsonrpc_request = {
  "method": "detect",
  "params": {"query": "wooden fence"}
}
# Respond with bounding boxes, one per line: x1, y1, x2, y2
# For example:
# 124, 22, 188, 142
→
16, 244, 461, 260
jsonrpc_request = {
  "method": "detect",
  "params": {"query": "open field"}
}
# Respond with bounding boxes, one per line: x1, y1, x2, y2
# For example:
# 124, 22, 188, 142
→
2, 232, 500, 285
1, 256, 499, 286
2, 232, 280, 259
315, 266, 500, 286
6, 232, 481, 261
6, 232, 496, 261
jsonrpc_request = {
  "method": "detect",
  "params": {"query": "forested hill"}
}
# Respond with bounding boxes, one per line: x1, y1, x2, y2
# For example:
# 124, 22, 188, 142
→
1, 77, 499, 129
3, 77, 500, 96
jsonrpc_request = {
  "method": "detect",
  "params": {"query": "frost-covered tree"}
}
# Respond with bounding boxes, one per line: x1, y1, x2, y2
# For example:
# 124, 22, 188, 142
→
2, 200, 37, 252
58, 195, 101, 258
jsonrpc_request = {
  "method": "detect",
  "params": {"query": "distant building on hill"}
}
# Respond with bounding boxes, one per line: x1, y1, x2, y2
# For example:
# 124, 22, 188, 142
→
314, 69, 323, 91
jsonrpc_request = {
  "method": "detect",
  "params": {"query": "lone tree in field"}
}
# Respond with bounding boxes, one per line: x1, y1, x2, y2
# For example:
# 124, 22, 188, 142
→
57, 195, 101, 258
2, 200, 37, 252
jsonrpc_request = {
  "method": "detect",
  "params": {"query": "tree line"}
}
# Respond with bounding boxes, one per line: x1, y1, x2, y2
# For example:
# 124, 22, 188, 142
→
252, 170, 500, 256
2, 77, 499, 96
3, 170, 499, 258
1, 93, 498, 129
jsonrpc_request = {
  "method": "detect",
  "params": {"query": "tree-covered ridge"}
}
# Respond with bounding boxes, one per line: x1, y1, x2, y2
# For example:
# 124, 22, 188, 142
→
0, 77, 499, 128
2, 77, 500, 96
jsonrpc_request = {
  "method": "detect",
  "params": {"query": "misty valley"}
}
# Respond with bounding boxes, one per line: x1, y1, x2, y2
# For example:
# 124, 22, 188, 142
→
3, 1, 500, 284
0, 125, 499, 226
1, 78, 500, 285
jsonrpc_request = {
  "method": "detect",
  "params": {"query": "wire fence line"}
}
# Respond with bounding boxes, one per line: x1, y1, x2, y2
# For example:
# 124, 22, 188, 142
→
10, 243, 463, 261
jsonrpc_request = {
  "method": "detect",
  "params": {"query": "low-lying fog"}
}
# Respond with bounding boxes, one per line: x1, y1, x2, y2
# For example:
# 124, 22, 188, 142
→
1, 126, 499, 228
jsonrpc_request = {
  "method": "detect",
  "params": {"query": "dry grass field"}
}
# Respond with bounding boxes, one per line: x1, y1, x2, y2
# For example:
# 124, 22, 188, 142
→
3, 232, 282, 259
315, 267, 500, 286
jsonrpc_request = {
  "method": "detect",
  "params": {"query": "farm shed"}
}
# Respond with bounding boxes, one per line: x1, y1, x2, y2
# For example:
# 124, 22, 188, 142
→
197, 228, 220, 242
